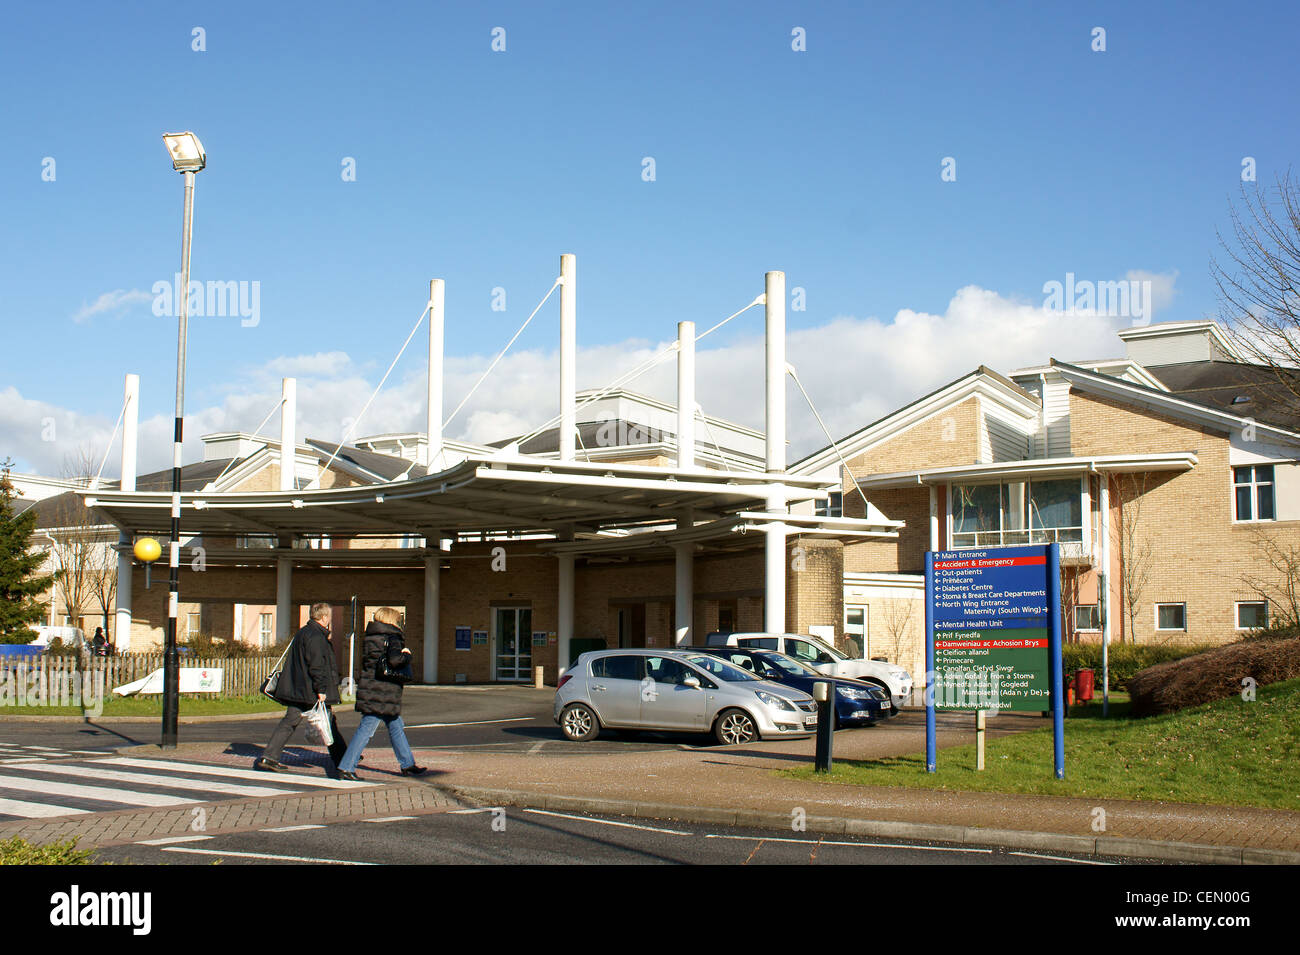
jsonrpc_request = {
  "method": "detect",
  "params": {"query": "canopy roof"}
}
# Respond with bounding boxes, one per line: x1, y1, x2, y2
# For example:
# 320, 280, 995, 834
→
84, 456, 836, 539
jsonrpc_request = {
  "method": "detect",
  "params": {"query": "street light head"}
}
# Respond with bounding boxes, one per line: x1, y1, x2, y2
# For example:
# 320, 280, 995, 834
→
162, 131, 206, 173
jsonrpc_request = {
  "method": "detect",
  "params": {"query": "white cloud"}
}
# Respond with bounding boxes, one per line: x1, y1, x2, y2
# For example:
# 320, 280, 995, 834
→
72, 289, 152, 323
4, 279, 1175, 478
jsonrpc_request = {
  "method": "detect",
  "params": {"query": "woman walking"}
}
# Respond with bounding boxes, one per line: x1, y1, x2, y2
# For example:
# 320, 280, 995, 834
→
336, 606, 425, 781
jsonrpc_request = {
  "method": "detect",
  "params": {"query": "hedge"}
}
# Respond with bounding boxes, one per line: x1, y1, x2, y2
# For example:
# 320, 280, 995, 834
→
1128, 637, 1300, 716
1061, 641, 1217, 691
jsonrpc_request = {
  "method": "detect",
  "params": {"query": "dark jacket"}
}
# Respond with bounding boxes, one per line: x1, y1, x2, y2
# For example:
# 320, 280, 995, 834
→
355, 620, 408, 718
274, 619, 341, 707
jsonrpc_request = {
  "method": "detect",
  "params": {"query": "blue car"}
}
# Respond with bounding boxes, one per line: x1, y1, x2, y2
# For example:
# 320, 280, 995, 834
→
692, 647, 893, 727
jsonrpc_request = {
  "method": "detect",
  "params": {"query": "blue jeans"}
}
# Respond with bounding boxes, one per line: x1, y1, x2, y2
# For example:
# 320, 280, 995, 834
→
338, 714, 414, 773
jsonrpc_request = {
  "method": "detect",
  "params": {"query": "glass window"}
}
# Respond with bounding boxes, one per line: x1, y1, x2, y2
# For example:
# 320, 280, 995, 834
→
645, 657, 690, 685
1074, 605, 1100, 631
1234, 466, 1276, 522
953, 484, 1001, 538
681, 654, 760, 682
1030, 479, 1082, 531
815, 491, 843, 518
787, 639, 834, 664
737, 637, 779, 651
1236, 602, 1267, 630
1156, 603, 1186, 631
593, 655, 643, 681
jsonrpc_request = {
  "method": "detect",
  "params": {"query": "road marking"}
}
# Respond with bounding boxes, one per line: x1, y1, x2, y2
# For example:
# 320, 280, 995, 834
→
103, 757, 373, 788
137, 835, 213, 846
450, 808, 499, 814
0, 796, 91, 818
0, 758, 44, 764
362, 816, 416, 823
523, 809, 692, 836
160, 847, 375, 865
404, 717, 533, 728
528, 742, 546, 753
703, 833, 994, 853
0, 773, 197, 807
1009, 850, 1113, 865
261, 824, 327, 832
17, 763, 301, 798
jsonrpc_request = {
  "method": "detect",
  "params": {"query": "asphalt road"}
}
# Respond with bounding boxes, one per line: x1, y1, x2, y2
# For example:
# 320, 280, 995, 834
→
92, 808, 1133, 866
2, 685, 1042, 758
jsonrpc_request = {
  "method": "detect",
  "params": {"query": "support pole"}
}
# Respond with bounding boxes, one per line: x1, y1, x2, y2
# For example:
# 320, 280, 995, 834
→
1099, 474, 1111, 717
114, 373, 138, 651
677, 320, 695, 469
276, 554, 292, 644
559, 254, 576, 463
1048, 543, 1065, 780
114, 532, 133, 652
427, 279, 445, 473
424, 551, 440, 684
674, 539, 694, 646
925, 550, 937, 772
162, 169, 196, 750
764, 271, 786, 474
279, 377, 296, 491
764, 487, 787, 634
557, 553, 575, 676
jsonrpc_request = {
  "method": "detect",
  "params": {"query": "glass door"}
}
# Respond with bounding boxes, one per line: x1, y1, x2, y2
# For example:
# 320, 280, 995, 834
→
494, 607, 533, 681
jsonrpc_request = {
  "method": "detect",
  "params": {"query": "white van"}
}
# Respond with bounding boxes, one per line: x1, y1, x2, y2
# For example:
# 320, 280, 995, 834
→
704, 631, 913, 713
30, 625, 86, 649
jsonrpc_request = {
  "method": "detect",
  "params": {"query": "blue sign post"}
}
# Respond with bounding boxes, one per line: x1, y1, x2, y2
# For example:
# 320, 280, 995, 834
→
924, 543, 1064, 778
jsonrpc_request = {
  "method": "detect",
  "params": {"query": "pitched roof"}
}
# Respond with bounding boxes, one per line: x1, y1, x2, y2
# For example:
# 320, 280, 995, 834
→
303, 440, 414, 482
1145, 360, 1300, 431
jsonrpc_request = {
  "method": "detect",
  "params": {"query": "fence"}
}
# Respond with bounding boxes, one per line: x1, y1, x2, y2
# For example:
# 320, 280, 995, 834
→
0, 652, 280, 699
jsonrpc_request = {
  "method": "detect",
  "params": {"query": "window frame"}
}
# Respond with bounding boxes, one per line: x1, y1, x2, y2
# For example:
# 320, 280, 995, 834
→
1154, 602, 1187, 632
1232, 465, 1276, 523
1234, 601, 1268, 631
1074, 604, 1101, 633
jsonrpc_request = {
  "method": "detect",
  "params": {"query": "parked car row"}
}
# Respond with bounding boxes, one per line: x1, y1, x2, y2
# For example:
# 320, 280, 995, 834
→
554, 636, 904, 745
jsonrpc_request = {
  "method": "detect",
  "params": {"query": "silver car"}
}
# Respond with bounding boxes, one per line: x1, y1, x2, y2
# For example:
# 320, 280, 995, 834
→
554, 648, 819, 745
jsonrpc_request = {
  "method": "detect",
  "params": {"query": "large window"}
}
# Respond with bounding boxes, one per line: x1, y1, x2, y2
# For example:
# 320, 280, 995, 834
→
1233, 466, 1275, 522
1074, 605, 1101, 632
952, 479, 1083, 548
815, 491, 843, 518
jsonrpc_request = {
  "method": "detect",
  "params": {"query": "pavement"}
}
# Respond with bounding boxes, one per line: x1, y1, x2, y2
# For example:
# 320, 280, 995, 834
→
3, 687, 1298, 864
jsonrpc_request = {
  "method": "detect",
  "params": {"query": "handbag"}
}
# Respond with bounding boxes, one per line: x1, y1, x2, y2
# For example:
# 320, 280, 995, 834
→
302, 700, 334, 746
375, 637, 414, 685
259, 639, 295, 701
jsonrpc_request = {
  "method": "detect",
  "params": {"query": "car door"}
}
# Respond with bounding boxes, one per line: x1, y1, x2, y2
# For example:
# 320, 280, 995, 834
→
786, 638, 838, 675
641, 656, 707, 731
588, 654, 644, 726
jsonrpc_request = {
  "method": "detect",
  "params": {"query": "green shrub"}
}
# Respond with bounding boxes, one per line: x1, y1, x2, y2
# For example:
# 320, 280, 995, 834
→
182, 632, 276, 658
0, 836, 93, 865
1061, 641, 1218, 690
1128, 636, 1300, 716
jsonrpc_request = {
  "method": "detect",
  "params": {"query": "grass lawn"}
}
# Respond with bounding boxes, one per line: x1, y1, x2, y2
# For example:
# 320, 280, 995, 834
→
2, 692, 284, 718
783, 679, 1300, 811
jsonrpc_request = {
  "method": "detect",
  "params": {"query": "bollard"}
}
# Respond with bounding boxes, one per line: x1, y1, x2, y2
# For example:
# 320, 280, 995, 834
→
533, 665, 545, 689
813, 681, 833, 772
976, 709, 986, 771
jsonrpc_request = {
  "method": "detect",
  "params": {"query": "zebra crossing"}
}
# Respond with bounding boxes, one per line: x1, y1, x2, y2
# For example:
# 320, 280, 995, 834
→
0, 756, 374, 822
0, 742, 110, 764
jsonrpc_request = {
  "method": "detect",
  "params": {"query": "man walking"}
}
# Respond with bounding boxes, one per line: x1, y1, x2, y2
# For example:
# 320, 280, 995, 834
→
255, 602, 348, 773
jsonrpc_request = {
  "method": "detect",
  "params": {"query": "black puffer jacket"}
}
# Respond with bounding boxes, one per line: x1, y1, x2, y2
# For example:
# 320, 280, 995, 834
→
273, 619, 341, 707
355, 620, 409, 717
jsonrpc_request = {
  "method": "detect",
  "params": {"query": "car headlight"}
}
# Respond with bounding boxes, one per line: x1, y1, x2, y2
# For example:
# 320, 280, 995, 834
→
756, 691, 796, 711
836, 686, 872, 700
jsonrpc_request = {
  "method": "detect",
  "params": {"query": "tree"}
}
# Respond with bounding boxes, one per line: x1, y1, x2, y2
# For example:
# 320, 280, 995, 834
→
1239, 529, 1300, 628
44, 449, 102, 636
1212, 170, 1300, 416
1117, 474, 1156, 644
878, 598, 916, 665
0, 460, 55, 643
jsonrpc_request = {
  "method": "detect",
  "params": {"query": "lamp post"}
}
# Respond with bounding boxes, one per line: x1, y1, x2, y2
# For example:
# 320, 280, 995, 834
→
160, 131, 205, 749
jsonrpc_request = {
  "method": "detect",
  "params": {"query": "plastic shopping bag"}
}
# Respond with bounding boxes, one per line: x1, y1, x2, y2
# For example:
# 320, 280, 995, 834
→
303, 701, 334, 747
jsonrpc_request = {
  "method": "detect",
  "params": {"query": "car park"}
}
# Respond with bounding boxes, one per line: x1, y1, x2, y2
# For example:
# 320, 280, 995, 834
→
554, 647, 818, 745
690, 646, 894, 728
703, 631, 913, 714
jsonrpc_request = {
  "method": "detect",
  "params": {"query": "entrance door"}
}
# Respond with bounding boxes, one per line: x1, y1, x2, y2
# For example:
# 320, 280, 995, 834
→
493, 607, 533, 682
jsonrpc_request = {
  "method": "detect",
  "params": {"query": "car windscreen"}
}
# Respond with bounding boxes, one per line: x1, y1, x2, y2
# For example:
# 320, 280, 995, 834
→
764, 653, 820, 677
681, 654, 761, 682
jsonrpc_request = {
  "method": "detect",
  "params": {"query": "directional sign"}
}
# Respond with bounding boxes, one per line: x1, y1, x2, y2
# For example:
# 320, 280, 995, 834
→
924, 543, 1065, 779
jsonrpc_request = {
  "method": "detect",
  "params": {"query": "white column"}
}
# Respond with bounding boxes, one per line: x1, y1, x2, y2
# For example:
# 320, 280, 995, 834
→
114, 531, 133, 651
120, 374, 139, 492
674, 542, 694, 646
764, 486, 788, 634
677, 320, 695, 469
424, 552, 440, 684
427, 279, 445, 472
929, 484, 939, 551
559, 253, 576, 463
765, 271, 786, 474
279, 377, 296, 492
557, 554, 575, 676
276, 554, 292, 643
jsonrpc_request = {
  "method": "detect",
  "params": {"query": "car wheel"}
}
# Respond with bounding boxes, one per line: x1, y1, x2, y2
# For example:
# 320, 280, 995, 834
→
715, 708, 758, 745
560, 703, 600, 741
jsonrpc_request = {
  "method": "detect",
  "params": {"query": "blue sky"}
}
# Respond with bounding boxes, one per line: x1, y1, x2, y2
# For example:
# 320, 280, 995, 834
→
3, 0, 1299, 475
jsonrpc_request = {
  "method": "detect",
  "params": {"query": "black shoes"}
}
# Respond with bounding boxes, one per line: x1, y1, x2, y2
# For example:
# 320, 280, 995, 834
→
338, 771, 362, 782
254, 757, 286, 773
400, 765, 427, 777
